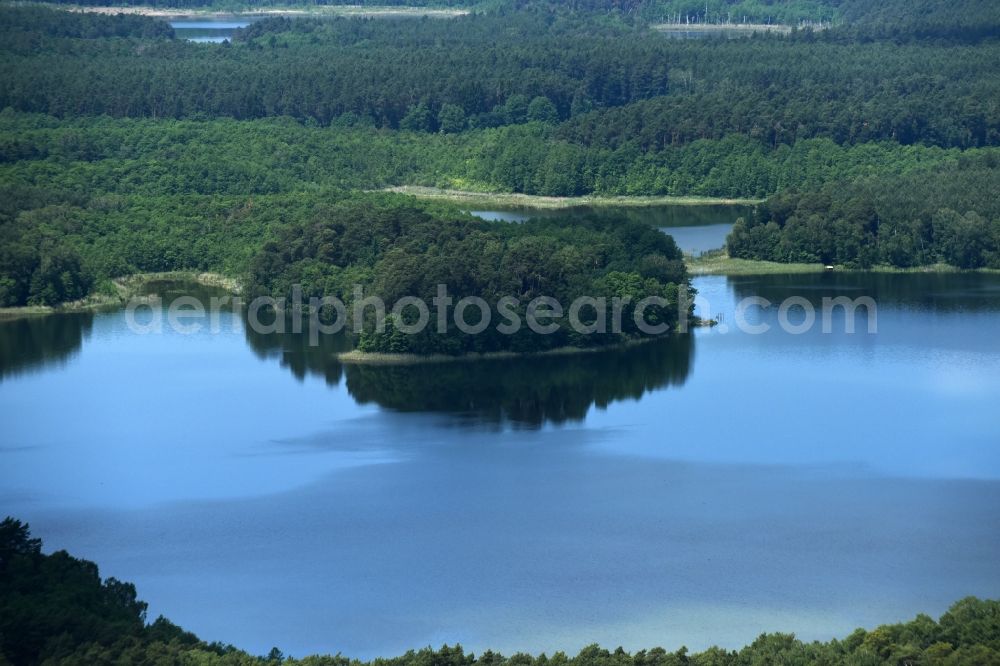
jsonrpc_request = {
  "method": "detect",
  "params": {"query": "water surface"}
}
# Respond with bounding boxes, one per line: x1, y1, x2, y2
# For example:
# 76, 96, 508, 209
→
1, 273, 998, 658
170, 18, 253, 43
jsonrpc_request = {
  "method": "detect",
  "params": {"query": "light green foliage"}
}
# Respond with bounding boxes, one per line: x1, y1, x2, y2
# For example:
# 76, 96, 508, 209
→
401, 103, 435, 133
244, 197, 689, 354
527, 97, 559, 124
438, 104, 467, 134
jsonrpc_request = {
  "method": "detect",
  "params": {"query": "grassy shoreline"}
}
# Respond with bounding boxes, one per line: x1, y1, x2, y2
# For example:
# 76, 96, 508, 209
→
336, 335, 682, 366
0, 271, 239, 320
2, 259, 995, 321
685, 254, 1000, 276
686, 255, 830, 276
387, 186, 763, 209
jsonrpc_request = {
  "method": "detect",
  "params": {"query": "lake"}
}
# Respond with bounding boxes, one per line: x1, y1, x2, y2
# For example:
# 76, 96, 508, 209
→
168, 10, 458, 42
469, 204, 754, 256
170, 18, 254, 43
1, 272, 999, 659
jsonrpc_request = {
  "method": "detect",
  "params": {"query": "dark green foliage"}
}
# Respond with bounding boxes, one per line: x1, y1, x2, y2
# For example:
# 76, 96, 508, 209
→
1, 10, 677, 129
26, 0, 998, 34
628, 0, 998, 40
526, 97, 560, 124
3, 111, 999, 306
0, 518, 147, 665
401, 103, 435, 133
2, 7, 998, 149
4, 110, 992, 197
837, 0, 1000, 42
11, 0, 839, 24
438, 104, 467, 134
345, 333, 693, 425
0, 205, 95, 306
0, 185, 267, 306
555, 35, 1000, 150
245, 197, 690, 354
1, 1, 999, 301
727, 154, 1000, 268
0, 6, 174, 41
2, 0, 998, 658
17, 0, 1000, 36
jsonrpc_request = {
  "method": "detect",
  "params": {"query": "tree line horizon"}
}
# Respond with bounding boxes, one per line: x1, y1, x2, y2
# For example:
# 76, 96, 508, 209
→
1, 0, 998, 313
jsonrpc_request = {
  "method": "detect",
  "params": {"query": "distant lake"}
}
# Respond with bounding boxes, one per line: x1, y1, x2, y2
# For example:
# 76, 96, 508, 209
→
2, 272, 998, 658
168, 10, 454, 42
170, 18, 254, 43
469, 204, 753, 256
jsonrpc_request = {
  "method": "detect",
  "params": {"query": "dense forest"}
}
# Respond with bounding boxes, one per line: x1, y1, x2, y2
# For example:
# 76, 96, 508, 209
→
7, 108, 994, 307
728, 153, 1000, 268
3, 7, 998, 142
3, 518, 1000, 665
5, 112, 988, 200
2, 0, 835, 22
4, 3, 1000, 662
246, 197, 690, 353
1, 2, 999, 309
25, 0, 1000, 33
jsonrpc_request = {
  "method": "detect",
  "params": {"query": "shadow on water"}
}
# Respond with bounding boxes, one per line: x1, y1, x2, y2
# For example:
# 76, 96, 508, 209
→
343, 335, 694, 428
244, 316, 695, 428
0, 312, 94, 381
0, 280, 233, 381
728, 272, 1000, 312
243, 321, 354, 386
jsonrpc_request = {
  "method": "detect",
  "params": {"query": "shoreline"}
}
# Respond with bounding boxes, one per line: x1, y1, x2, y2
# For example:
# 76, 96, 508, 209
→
3, 259, 995, 321
685, 254, 1000, 276
37, 4, 470, 19
336, 334, 687, 366
386, 186, 762, 209
686, 255, 830, 276
0, 271, 239, 321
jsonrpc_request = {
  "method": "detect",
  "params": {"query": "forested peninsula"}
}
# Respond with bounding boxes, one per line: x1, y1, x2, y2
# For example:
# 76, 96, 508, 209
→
1, 0, 999, 324
3, 517, 1000, 666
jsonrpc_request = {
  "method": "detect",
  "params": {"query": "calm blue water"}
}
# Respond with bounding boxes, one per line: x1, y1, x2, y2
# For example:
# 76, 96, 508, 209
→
1, 273, 999, 658
170, 18, 252, 43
